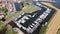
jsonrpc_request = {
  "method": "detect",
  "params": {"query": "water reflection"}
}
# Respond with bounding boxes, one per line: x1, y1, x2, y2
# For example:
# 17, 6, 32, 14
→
52, 0, 60, 9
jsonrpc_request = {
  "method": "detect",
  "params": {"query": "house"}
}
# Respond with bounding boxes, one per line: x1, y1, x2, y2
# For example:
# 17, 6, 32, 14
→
0, 0, 16, 13
0, 0, 26, 13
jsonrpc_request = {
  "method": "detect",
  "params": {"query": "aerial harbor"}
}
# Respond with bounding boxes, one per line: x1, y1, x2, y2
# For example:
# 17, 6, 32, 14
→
0, 0, 60, 34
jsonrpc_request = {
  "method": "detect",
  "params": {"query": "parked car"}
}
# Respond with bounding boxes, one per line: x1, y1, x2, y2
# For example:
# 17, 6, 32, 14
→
0, 12, 6, 21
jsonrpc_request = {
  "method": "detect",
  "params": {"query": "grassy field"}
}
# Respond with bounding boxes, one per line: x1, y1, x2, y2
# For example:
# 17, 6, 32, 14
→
22, 5, 40, 12
56, 29, 60, 34
5, 4, 39, 21
0, 21, 3, 30
6, 30, 16, 34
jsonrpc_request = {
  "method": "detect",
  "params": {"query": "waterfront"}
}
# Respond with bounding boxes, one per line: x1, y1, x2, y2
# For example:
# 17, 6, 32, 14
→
52, 0, 60, 9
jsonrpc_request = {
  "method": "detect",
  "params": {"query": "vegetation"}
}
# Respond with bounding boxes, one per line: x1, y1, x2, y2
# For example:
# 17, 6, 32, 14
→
20, 2, 29, 10
0, 7, 8, 14
0, 21, 3, 25
22, 5, 39, 12
39, 11, 56, 34
0, 21, 3, 31
39, 25, 47, 34
56, 29, 60, 34
0, 2, 39, 34
5, 3, 39, 20
23, 2, 29, 6
0, 21, 7, 31
20, 2, 24, 8
6, 30, 16, 34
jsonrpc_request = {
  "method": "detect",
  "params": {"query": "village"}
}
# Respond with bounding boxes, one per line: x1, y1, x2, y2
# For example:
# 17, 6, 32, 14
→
0, 0, 59, 34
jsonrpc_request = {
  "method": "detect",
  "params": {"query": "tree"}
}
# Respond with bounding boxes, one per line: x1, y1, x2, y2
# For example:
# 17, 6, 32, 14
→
6, 30, 16, 34
0, 7, 8, 14
39, 26, 47, 34
1, 7, 8, 13
20, 2, 24, 9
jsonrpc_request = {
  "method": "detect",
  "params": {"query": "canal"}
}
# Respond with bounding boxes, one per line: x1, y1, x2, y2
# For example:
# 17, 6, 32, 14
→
52, 0, 60, 9
14, 2, 21, 11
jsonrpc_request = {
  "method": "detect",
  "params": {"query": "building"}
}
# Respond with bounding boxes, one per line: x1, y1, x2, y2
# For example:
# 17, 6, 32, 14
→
0, 0, 26, 13
8, 4, 55, 34
0, 12, 5, 20
0, 0, 16, 13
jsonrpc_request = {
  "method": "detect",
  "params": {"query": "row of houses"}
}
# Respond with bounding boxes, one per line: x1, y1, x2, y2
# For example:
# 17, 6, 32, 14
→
8, 3, 55, 34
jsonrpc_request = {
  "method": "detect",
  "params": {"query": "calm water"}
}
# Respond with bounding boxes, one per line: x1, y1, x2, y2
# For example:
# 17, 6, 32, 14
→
14, 2, 20, 11
53, 0, 60, 9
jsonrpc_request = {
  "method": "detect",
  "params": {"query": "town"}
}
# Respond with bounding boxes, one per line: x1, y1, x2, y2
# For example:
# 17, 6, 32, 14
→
0, 0, 59, 34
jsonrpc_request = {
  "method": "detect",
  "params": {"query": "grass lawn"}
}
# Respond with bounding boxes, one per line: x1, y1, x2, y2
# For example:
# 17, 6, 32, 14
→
22, 5, 40, 13
39, 25, 47, 34
0, 21, 3, 25
5, 4, 39, 21
0, 21, 3, 31
56, 29, 60, 34
6, 30, 16, 34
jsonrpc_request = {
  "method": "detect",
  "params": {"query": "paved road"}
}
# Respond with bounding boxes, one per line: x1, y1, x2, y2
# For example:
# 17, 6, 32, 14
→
41, 2, 60, 34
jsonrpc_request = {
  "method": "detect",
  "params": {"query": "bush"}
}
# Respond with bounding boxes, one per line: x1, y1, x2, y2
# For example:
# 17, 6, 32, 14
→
39, 26, 47, 34
0, 7, 8, 14
6, 30, 16, 34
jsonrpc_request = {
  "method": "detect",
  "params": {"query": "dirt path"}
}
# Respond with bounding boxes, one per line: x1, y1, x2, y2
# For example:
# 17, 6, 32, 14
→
41, 2, 60, 34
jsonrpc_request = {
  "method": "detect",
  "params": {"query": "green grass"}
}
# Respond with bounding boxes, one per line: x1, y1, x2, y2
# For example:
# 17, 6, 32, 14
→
0, 21, 3, 25
39, 26, 47, 34
0, 21, 3, 30
6, 30, 16, 34
0, 2, 39, 33
56, 29, 60, 34
5, 4, 39, 20
5, 12, 19, 20
22, 5, 39, 12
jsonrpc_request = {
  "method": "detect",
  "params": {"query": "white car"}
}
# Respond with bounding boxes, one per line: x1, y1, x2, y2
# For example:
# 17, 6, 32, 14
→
16, 23, 22, 28
0, 15, 4, 19
30, 25, 34, 28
